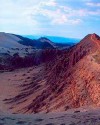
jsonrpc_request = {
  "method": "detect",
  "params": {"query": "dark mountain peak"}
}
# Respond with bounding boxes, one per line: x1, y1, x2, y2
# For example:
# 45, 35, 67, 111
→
38, 37, 51, 41
92, 33, 99, 36
38, 37, 53, 43
91, 33, 100, 40
85, 33, 100, 40
82, 33, 99, 40
79, 33, 100, 47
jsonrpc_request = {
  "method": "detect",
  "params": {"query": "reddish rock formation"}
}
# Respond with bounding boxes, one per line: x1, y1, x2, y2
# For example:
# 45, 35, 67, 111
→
4, 34, 100, 114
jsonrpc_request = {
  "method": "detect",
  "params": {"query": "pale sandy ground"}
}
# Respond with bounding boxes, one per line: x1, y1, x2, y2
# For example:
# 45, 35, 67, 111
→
0, 108, 100, 125
0, 66, 43, 113
0, 68, 26, 112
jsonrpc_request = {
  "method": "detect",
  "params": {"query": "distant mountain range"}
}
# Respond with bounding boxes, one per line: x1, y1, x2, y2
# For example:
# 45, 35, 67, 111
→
0, 32, 77, 50
0, 32, 77, 69
24, 35, 80, 44
17, 35, 78, 49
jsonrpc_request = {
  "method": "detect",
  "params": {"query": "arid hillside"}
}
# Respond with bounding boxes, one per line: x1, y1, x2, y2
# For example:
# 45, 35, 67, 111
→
0, 33, 100, 114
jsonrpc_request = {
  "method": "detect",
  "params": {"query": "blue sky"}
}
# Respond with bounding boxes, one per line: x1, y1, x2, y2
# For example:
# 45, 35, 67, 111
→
0, 0, 100, 38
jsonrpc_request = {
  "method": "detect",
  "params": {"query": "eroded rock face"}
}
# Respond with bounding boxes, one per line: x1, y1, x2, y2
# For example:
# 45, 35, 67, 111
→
3, 34, 100, 114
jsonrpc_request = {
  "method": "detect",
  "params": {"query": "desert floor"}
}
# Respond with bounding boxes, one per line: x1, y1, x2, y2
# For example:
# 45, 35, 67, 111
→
0, 108, 99, 125
0, 68, 100, 125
